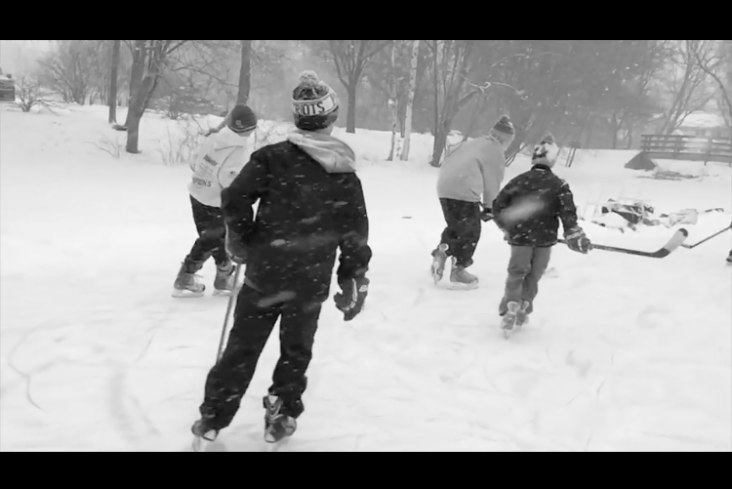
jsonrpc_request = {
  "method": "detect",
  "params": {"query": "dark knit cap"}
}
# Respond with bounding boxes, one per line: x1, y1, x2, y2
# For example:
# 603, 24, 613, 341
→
493, 115, 515, 135
292, 71, 339, 131
228, 105, 257, 133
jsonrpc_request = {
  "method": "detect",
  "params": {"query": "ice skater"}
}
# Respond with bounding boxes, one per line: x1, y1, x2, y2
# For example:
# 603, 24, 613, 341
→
191, 71, 372, 446
172, 104, 258, 298
431, 115, 515, 288
491, 133, 592, 334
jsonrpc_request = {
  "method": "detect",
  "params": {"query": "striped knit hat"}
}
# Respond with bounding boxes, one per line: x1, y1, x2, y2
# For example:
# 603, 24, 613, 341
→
292, 71, 339, 131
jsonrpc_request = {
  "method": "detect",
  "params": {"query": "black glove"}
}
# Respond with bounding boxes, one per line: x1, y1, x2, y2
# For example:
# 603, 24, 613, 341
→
480, 206, 493, 222
334, 276, 369, 321
224, 229, 247, 265
564, 227, 592, 254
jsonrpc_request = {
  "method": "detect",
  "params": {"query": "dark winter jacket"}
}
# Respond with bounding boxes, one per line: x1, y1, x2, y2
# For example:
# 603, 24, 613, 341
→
221, 131, 372, 303
491, 164, 579, 247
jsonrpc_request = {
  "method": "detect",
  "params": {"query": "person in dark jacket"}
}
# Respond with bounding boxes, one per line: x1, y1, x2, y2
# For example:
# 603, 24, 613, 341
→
492, 134, 591, 333
191, 71, 372, 446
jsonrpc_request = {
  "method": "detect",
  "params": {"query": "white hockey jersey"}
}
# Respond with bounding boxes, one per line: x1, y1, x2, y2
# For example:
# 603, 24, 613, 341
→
188, 126, 252, 207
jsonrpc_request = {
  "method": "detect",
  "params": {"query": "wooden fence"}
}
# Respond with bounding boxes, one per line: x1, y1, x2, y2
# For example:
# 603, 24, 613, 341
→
641, 134, 732, 164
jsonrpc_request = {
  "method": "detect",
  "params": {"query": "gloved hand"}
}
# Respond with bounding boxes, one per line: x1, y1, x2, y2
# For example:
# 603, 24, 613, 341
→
334, 276, 369, 321
564, 227, 592, 254
224, 230, 247, 265
480, 206, 493, 222
204, 126, 222, 137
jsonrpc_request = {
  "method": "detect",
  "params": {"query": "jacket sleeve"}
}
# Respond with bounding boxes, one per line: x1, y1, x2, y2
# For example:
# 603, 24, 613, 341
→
491, 179, 515, 229
217, 145, 249, 189
481, 145, 506, 208
220, 149, 271, 245
336, 176, 372, 283
557, 180, 579, 232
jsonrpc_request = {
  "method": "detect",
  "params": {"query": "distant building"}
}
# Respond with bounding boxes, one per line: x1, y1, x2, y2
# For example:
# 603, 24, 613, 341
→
0, 72, 15, 102
676, 112, 731, 139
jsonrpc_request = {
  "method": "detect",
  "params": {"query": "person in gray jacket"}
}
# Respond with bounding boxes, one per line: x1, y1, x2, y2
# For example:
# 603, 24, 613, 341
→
431, 115, 515, 288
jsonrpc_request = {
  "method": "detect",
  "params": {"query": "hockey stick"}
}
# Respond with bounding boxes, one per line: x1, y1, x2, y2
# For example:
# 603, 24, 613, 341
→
558, 228, 688, 258
215, 264, 242, 362
191, 264, 242, 452
681, 223, 731, 249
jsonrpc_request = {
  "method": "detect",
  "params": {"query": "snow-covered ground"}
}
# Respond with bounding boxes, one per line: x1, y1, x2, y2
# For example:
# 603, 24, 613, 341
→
1, 104, 730, 451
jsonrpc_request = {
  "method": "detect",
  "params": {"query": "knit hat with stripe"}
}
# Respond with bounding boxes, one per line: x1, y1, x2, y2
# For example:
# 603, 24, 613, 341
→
292, 71, 339, 131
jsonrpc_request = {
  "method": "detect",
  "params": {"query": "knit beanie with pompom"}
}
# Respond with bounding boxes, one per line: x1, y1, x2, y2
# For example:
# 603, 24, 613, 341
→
532, 133, 560, 165
292, 70, 339, 131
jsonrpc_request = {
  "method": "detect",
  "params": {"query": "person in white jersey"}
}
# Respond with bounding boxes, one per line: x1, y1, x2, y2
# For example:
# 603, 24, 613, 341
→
172, 104, 258, 298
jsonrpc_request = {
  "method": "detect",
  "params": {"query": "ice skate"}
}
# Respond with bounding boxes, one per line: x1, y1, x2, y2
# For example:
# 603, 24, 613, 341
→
213, 263, 236, 296
516, 300, 530, 327
500, 301, 520, 338
448, 257, 478, 290
172, 263, 205, 298
727, 250, 732, 265
263, 395, 296, 446
191, 416, 218, 452
430, 243, 449, 284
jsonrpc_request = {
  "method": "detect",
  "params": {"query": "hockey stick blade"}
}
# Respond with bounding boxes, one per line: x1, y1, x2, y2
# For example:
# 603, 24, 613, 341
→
559, 228, 688, 258
681, 223, 731, 249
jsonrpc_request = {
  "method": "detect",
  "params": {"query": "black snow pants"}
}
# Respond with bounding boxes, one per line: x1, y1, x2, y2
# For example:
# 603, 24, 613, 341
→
183, 195, 230, 272
198, 283, 322, 430
436, 197, 482, 268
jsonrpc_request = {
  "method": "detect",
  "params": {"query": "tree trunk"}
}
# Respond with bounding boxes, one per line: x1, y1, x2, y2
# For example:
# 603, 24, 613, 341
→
400, 40, 420, 161
387, 43, 399, 161
625, 120, 635, 149
125, 43, 159, 153
124, 41, 146, 129
142, 75, 159, 113
387, 100, 399, 160
237, 40, 251, 104
346, 81, 357, 133
610, 110, 619, 149
430, 118, 451, 168
108, 40, 121, 123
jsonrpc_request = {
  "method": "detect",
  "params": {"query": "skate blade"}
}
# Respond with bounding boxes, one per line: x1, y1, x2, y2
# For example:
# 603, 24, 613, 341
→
502, 325, 521, 339
500, 313, 519, 339
212, 289, 233, 297
264, 436, 291, 451
430, 265, 443, 284
172, 289, 205, 299
447, 281, 479, 290
191, 436, 210, 452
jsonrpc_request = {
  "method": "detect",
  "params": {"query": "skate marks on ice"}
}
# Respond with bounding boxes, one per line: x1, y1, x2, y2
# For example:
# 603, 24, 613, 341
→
0, 297, 203, 451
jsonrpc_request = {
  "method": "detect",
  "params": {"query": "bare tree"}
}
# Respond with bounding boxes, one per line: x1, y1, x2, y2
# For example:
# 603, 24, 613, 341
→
108, 40, 121, 124
691, 40, 732, 130
427, 40, 481, 167
658, 40, 716, 134
400, 40, 421, 161
237, 40, 252, 104
122, 40, 190, 153
37, 40, 100, 105
325, 40, 390, 133
14, 76, 43, 112
385, 42, 406, 160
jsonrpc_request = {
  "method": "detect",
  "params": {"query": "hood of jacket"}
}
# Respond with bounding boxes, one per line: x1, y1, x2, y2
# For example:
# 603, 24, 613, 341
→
212, 126, 249, 150
287, 130, 357, 173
